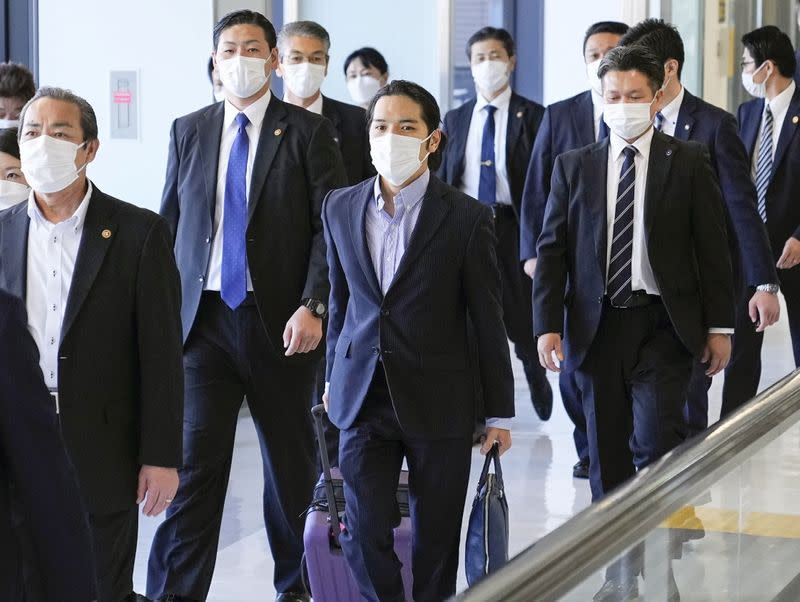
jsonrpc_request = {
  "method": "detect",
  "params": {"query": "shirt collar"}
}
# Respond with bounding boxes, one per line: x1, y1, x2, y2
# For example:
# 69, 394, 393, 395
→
27, 180, 93, 232
223, 89, 272, 131
475, 86, 512, 112
591, 90, 604, 110
609, 125, 655, 161
373, 169, 430, 213
659, 85, 685, 125
767, 80, 796, 118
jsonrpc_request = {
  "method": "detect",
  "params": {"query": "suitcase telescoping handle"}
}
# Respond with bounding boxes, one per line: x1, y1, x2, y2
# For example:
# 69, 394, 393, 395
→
311, 404, 342, 538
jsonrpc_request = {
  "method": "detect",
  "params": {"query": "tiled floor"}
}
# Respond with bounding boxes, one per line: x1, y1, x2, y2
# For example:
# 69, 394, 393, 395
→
132, 296, 797, 600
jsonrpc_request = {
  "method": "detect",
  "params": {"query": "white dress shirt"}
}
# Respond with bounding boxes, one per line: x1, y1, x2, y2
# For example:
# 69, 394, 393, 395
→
592, 90, 605, 142
205, 91, 272, 291
26, 182, 93, 390
657, 85, 685, 137
606, 128, 659, 295
751, 80, 796, 175
284, 93, 323, 115
461, 86, 512, 205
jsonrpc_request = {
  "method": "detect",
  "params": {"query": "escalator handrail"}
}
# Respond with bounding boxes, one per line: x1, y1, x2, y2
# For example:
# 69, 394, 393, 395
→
456, 369, 800, 601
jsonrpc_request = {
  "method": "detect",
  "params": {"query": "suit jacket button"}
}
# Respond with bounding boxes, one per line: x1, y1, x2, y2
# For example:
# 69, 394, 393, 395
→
372, 346, 380, 355
205, 237, 211, 244
198, 275, 204, 282
597, 296, 603, 303
381, 309, 390, 316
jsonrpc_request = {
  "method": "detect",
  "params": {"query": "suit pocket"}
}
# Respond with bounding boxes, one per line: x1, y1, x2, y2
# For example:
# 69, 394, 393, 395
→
335, 336, 352, 358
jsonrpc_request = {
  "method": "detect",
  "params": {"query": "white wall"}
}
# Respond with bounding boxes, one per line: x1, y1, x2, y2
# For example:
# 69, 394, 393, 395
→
37, 0, 215, 212
294, 0, 445, 107
542, 0, 626, 106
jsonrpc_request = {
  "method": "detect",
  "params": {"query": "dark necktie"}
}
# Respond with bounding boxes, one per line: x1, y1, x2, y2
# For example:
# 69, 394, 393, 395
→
598, 115, 609, 141
477, 104, 497, 205
755, 105, 773, 222
221, 112, 250, 309
608, 146, 637, 307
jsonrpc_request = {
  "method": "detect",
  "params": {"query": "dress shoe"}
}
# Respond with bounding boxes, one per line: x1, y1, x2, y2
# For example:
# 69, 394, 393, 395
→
593, 578, 638, 601
572, 459, 590, 479
276, 593, 311, 602
151, 595, 198, 602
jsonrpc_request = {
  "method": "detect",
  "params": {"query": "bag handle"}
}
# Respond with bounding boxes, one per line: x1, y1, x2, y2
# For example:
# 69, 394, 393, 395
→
311, 404, 341, 539
476, 441, 505, 493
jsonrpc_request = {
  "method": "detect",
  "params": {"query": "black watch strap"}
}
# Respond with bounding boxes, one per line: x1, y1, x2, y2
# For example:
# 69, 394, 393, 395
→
303, 298, 327, 319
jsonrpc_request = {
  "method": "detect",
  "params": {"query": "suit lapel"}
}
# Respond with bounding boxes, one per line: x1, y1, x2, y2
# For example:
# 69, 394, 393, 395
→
450, 100, 475, 184
197, 103, 224, 224
386, 178, 450, 296
0, 205, 30, 299
61, 187, 117, 341
574, 90, 596, 146
644, 131, 676, 238
772, 87, 800, 173
321, 96, 342, 145
674, 91, 697, 141
587, 141, 609, 278
740, 100, 763, 160
248, 98, 288, 223
349, 179, 382, 299
505, 93, 525, 158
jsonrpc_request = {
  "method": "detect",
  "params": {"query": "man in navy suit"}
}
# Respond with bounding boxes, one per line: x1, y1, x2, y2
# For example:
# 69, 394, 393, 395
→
534, 46, 734, 598
438, 26, 550, 422
323, 80, 514, 602
620, 19, 780, 436
519, 20, 628, 478
146, 10, 347, 602
732, 26, 800, 416
0, 289, 95, 601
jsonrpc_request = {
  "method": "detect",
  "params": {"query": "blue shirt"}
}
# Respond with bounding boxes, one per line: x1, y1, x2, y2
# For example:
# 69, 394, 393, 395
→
365, 170, 511, 431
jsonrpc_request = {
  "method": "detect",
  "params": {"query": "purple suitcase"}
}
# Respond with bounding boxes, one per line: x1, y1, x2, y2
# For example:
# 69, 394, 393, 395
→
303, 405, 413, 601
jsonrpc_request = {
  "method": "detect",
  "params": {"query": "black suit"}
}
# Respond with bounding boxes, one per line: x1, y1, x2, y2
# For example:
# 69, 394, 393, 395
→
0, 290, 96, 602
729, 85, 800, 415
438, 92, 549, 419
534, 131, 734, 501
0, 185, 184, 601
323, 174, 514, 600
148, 96, 347, 600
322, 95, 375, 186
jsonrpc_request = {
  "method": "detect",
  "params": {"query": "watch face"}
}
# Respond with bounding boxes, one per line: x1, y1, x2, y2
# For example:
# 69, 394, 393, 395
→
316, 302, 326, 314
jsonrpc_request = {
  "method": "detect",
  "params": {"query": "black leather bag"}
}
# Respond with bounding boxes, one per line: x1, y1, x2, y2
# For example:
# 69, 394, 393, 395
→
465, 443, 509, 586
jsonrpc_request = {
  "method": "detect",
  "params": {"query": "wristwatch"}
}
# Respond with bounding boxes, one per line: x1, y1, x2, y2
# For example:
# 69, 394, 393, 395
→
756, 284, 780, 294
302, 298, 328, 319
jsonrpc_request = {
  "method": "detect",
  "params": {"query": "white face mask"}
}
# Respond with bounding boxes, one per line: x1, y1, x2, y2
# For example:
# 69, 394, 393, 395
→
741, 62, 770, 98
0, 118, 20, 129
603, 100, 656, 140
471, 60, 510, 96
586, 59, 603, 96
370, 131, 434, 187
218, 55, 269, 99
282, 62, 326, 99
0, 179, 30, 209
20, 135, 88, 194
348, 75, 382, 105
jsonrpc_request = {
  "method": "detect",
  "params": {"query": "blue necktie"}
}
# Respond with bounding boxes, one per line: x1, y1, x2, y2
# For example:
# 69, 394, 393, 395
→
598, 115, 609, 141
608, 146, 637, 307
221, 112, 250, 309
477, 104, 497, 205
655, 111, 665, 132
755, 105, 773, 222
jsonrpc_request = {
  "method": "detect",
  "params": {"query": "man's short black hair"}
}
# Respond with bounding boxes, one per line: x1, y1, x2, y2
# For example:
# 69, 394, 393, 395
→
213, 9, 277, 51
598, 45, 665, 94
742, 25, 797, 78
365, 80, 447, 171
343, 47, 388, 77
466, 27, 516, 60
620, 19, 685, 78
583, 21, 629, 54
0, 127, 20, 159
0, 62, 35, 102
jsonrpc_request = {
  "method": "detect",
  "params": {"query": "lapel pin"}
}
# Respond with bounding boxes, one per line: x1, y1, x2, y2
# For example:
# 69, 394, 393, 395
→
684, 124, 690, 130
274, 128, 282, 136
101, 229, 112, 239
666, 149, 673, 157
793, 116, 799, 125
516, 111, 523, 118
